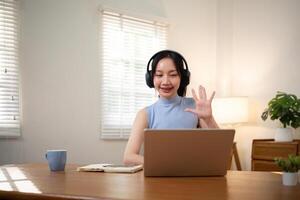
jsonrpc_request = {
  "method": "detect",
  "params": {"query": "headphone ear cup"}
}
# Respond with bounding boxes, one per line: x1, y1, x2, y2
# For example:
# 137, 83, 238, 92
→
185, 70, 190, 85
145, 71, 154, 88
181, 69, 190, 87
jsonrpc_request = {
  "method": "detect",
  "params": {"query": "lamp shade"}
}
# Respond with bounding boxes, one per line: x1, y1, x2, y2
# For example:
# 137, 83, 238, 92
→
212, 97, 248, 124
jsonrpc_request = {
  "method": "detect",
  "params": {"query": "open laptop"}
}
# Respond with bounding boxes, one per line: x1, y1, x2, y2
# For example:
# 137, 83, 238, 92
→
144, 129, 235, 177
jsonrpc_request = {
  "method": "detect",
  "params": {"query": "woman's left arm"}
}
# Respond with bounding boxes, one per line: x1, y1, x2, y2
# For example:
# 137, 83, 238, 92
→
185, 85, 219, 128
200, 116, 219, 128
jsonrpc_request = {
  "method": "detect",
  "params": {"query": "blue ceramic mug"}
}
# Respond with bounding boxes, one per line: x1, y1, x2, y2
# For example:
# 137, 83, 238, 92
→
45, 150, 67, 171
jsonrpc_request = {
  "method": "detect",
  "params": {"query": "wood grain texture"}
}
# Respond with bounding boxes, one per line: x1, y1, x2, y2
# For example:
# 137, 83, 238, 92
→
0, 163, 299, 200
252, 139, 300, 171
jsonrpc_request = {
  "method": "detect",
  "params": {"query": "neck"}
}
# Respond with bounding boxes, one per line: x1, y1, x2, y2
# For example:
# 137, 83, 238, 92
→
158, 95, 181, 105
160, 94, 179, 100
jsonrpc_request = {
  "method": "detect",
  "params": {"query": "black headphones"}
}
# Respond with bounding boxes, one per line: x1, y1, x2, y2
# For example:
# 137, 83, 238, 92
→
145, 50, 190, 88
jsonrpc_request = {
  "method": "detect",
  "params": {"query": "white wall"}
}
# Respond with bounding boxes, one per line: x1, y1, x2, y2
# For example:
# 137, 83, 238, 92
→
0, 0, 217, 165
163, 0, 217, 92
231, 0, 300, 170
0, 0, 299, 171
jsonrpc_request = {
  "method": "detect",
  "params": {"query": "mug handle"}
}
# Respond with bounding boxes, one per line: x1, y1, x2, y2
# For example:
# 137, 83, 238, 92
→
45, 153, 47, 160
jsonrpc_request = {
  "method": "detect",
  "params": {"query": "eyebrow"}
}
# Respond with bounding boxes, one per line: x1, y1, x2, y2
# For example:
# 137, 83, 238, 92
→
155, 70, 178, 73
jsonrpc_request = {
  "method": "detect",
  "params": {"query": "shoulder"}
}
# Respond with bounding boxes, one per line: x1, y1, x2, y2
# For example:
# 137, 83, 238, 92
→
137, 108, 147, 118
133, 108, 148, 129
132, 108, 148, 128
136, 108, 149, 123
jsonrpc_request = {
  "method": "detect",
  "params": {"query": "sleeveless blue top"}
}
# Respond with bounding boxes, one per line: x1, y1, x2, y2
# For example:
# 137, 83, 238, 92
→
146, 95, 198, 129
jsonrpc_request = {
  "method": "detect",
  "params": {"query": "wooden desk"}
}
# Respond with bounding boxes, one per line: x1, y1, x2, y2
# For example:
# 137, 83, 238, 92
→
0, 164, 299, 200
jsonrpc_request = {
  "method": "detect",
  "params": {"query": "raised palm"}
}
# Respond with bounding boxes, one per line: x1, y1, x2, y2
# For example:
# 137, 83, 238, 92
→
185, 85, 215, 120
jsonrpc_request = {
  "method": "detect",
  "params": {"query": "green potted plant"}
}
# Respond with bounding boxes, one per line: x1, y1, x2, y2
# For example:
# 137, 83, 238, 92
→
275, 155, 300, 186
261, 91, 300, 141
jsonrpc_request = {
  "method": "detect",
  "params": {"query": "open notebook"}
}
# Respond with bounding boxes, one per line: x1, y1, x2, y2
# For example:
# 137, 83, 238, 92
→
77, 164, 143, 173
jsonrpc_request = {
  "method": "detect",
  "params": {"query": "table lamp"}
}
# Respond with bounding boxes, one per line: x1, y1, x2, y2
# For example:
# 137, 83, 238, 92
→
212, 97, 249, 125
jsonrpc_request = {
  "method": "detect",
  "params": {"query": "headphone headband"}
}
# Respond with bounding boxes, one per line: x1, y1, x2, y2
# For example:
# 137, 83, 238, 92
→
146, 50, 189, 72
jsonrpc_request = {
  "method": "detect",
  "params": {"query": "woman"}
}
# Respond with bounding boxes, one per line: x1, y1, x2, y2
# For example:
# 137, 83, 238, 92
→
123, 50, 219, 165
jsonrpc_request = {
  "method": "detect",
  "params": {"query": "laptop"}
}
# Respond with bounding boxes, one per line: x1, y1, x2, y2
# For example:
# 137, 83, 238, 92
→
144, 129, 235, 177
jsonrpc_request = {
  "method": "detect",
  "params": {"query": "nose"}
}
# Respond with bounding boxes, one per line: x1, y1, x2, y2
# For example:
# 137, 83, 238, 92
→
161, 75, 170, 84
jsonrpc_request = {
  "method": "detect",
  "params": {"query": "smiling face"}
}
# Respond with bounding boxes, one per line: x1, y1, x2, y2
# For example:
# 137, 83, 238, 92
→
153, 57, 181, 99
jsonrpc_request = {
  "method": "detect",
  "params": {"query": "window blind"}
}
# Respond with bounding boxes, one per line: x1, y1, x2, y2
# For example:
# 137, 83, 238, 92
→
0, 0, 20, 137
100, 10, 167, 139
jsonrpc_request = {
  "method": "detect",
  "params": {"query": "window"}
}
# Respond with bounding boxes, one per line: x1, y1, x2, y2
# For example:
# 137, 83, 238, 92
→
100, 10, 167, 139
0, 0, 20, 137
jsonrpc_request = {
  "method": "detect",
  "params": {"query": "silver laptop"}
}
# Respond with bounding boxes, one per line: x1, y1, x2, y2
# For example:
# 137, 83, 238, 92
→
144, 129, 235, 177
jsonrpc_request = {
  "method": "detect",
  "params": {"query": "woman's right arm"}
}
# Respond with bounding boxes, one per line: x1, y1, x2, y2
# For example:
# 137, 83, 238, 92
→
123, 108, 148, 165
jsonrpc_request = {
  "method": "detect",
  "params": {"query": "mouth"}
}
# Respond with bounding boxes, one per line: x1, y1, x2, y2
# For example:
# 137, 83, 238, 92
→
159, 87, 174, 93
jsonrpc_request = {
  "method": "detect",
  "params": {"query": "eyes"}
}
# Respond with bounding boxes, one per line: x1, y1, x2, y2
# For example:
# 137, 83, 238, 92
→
154, 73, 179, 77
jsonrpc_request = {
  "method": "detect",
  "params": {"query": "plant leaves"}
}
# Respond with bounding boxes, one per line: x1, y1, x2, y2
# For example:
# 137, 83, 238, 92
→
262, 92, 300, 129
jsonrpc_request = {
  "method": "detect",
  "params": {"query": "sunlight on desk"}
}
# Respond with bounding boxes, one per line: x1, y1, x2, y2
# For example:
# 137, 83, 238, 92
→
0, 167, 41, 194
0, 169, 7, 181
0, 182, 12, 191
272, 172, 283, 175
5, 167, 27, 180
14, 180, 41, 193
